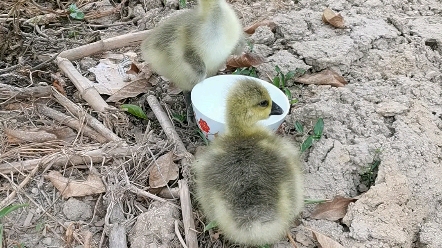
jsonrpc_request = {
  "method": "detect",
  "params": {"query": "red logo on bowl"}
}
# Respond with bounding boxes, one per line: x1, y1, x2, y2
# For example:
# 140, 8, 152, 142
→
198, 118, 210, 133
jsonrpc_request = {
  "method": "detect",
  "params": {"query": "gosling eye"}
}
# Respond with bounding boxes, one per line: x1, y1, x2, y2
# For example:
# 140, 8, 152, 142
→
258, 100, 269, 107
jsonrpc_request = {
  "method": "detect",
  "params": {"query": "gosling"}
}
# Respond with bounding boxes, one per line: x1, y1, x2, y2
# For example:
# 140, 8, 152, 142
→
140, 0, 244, 119
193, 79, 304, 246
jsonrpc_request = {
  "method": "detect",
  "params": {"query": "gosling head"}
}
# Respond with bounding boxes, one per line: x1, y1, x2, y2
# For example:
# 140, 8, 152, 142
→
225, 79, 283, 133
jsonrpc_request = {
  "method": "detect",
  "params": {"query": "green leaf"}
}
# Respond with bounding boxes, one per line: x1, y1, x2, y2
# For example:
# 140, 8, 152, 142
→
284, 88, 292, 99
68, 3, 78, 12
204, 220, 218, 232
290, 99, 298, 104
285, 71, 296, 81
121, 104, 147, 120
294, 121, 303, 133
259, 245, 271, 248
280, 72, 285, 87
179, 0, 187, 8
301, 136, 314, 152
70, 11, 85, 20
304, 198, 328, 204
272, 76, 280, 88
294, 68, 307, 77
313, 118, 324, 138
0, 203, 28, 218
274, 65, 281, 74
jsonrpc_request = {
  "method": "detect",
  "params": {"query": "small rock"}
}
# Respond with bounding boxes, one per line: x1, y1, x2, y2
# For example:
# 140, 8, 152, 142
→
31, 188, 39, 194
250, 26, 275, 45
41, 237, 52, 245
63, 198, 92, 221
165, 0, 179, 9
376, 101, 409, 117
129, 201, 180, 248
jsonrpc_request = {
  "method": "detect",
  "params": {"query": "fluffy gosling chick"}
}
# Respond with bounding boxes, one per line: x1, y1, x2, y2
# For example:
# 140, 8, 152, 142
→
140, 0, 244, 113
193, 79, 304, 246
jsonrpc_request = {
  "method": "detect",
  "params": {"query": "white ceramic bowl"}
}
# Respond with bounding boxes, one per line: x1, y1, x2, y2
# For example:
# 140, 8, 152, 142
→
191, 75, 290, 141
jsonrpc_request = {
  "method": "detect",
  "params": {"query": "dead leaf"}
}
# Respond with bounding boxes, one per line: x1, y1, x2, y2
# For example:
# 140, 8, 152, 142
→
244, 19, 277, 34
106, 78, 152, 102
294, 69, 347, 87
322, 8, 345, 28
46, 171, 106, 198
311, 196, 357, 221
126, 62, 140, 75
65, 223, 75, 246
309, 228, 344, 248
4, 127, 75, 144
226, 53, 265, 69
51, 73, 66, 95
149, 151, 179, 188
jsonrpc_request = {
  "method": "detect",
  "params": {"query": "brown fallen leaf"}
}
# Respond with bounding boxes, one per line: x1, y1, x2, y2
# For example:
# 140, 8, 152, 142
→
126, 62, 140, 75
46, 171, 106, 198
149, 151, 179, 188
294, 69, 347, 87
243, 19, 277, 34
65, 222, 75, 247
322, 8, 346, 29
226, 52, 265, 69
106, 77, 152, 102
309, 228, 344, 248
311, 196, 357, 221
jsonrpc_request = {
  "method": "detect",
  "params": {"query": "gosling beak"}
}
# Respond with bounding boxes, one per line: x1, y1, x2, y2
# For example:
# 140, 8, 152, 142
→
270, 101, 284, 116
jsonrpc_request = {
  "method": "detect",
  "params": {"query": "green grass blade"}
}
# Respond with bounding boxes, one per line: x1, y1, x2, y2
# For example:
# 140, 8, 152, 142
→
301, 136, 314, 152
0, 203, 28, 218
313, 118, 324, 138
294, 121, 303, 133
273, 76, 280, 88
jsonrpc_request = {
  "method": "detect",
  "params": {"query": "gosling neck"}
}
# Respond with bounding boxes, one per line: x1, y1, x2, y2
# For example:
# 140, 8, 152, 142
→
225, 113, 263, 137
198, 0, 225, 15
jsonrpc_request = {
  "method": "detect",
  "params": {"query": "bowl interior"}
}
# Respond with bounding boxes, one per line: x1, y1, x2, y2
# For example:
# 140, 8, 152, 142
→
191, 75, 290, 128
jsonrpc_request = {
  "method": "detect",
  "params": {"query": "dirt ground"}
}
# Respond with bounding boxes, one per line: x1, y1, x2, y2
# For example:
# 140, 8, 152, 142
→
1, 0, 441, 247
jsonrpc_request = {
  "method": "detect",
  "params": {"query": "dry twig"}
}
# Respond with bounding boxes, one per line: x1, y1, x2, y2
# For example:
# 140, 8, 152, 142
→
56, 57, 111, 113
36, 104, 108, 143
51, 87, 122, 142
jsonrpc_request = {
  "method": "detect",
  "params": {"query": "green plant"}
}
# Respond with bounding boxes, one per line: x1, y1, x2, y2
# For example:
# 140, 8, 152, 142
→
120, 104, 147, 120
68, 3, 85, 20
295, 118, 324, 152
0, 204, 28, 246
233, 67, 258, 78
172, 112, 186, 124
204, 220, 218, 232
360, 148, 381, 188
272, 66, 305, 104
179, 0, 187, 8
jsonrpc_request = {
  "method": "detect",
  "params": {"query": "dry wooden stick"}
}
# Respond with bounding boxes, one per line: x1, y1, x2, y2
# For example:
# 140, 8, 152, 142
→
51, 87, 122, 142
146, 95, 189, 157
179, 180, 198, 248
0, 83, 51, 104
0, 144, 138, 174
58, 30, 150, 61
175, 220, 189, 248
0, 159, 41, 208
56, 57, 110, 113
128, 185, 167, 203
146, 95, 197, 248
36, 104, 108, 143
